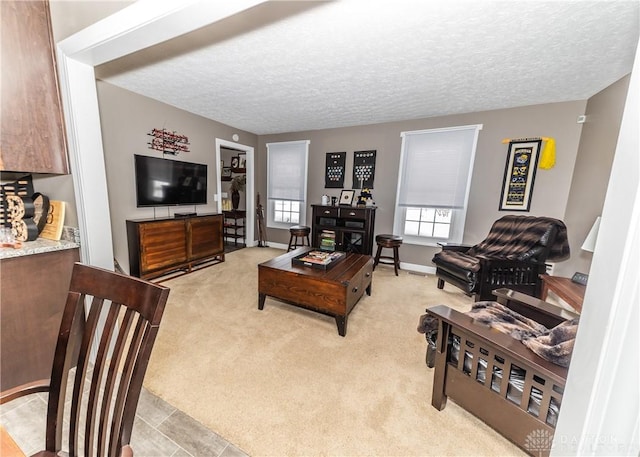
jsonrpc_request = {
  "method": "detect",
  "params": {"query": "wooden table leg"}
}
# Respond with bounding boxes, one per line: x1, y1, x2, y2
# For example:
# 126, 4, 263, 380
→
335, 315, 347, 337
258, 293, 266, 310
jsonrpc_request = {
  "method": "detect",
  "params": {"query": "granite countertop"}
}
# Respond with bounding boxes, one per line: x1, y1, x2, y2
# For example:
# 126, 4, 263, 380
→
0, 238, 79, 259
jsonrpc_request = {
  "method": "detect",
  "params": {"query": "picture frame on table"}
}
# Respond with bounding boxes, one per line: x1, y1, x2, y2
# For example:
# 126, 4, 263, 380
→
231, 156, 240, 169
499, 139, 541, 211
339, 189, 355, 206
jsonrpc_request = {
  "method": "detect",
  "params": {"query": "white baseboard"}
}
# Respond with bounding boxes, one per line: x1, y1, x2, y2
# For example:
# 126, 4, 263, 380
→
399, 262, 436, 275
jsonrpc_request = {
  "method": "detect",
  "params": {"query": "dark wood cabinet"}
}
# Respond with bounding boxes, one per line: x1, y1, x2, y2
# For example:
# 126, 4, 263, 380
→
1, 247, 80, 391
311, 205, 377, 255
0, 0, 69, 174
127, 214, 224, 280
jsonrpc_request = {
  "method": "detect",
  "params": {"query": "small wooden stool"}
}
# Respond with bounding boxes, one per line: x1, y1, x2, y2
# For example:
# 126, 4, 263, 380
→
287, 225, 311, 251
373, 234, 403, 276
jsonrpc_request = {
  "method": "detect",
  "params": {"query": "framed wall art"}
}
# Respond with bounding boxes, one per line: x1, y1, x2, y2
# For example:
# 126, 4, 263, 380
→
352, 150, 376, 189
325, 151, 346, 188
499, 139, 541, 211
339, 189, 355, 206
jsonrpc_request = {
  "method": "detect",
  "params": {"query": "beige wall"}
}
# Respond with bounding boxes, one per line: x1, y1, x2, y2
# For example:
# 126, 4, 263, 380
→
93, 79, 628, 275
96, 81, 257, 273
258, 100, 587, 267
554, 75, 631, 277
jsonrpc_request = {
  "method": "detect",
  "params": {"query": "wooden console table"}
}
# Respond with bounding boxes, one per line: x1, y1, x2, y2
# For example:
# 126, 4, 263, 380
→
539, 275, 585, 313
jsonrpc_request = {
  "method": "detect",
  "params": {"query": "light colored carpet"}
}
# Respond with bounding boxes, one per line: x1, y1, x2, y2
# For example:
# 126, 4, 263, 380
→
144, 247, 525, 456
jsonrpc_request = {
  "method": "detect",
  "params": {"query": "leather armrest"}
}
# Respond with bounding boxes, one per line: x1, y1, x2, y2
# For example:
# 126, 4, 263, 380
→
1, 379, 50, 404
437, 242, 472, 252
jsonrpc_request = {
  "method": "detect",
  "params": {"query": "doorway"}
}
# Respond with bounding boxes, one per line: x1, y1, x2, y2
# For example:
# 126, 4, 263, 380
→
215, 138, 255, 251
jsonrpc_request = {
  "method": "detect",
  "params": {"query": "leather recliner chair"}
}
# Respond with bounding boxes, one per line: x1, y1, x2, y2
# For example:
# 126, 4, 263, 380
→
432, 215, 570, 301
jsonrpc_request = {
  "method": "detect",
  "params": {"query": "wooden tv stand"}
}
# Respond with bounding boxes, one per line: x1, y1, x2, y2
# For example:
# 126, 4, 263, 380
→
127, 213, 224, 280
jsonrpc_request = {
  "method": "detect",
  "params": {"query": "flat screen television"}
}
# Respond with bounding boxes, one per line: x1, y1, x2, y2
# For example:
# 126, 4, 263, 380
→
134, 154, 208, 207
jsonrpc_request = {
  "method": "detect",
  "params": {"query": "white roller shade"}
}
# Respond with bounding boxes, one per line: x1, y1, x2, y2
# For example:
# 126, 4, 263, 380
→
267, 140, 309, 201
398, 125, 481, 209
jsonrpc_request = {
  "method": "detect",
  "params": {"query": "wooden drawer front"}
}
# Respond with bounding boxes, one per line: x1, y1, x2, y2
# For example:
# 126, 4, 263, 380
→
317, 207, 339, 218
140, 221, 187, 272
190, 215, 223, 259
339, 208, 367, 220
346, 259, 373, 310
259, 267, 347, 315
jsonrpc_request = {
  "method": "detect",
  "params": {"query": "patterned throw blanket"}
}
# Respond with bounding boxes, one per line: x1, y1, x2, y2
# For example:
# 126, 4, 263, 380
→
418, 301, 579, 367
432, 215, 570, 272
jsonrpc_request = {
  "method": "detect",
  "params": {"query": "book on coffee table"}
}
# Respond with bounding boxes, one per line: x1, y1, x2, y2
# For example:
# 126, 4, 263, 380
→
292, 250, 345, 269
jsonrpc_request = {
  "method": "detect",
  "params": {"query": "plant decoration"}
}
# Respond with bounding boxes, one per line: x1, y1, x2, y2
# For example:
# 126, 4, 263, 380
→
229, 174, 246, 193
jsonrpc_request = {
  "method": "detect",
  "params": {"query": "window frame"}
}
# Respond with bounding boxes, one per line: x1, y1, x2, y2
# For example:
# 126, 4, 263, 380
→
266, 140, 309, 230
393, 125, 482, 246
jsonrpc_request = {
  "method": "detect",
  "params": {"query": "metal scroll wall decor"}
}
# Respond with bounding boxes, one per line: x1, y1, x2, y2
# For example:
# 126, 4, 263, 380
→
147, 128, 190, 155
499, 139, 541, 211
352, 150, 376, 189
325, 152, 346, 188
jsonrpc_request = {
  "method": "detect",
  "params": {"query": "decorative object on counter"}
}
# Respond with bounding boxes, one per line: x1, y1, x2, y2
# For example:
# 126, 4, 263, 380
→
339, 189, 355, 206
352, 150, 376, 189
499, 139, 541, 211
502, 136, 555, 169
31, 192, 50, 234
6, 195, 38, 241
40, 200, 66, 240
321, 194, 330, 205
331, 196, 338, 206
0, 174, 33, 228
147, 128, 190, 155
357, 188, 373, 207
324, 151, 346, 188
229, 174, 246, 210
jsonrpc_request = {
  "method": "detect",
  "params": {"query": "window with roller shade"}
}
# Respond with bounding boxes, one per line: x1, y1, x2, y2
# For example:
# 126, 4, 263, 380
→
393, 125, 482, 245
266, 140, 310, 229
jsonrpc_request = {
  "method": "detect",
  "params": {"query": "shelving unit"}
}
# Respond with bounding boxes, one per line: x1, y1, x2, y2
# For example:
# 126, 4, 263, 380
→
223, 210, 246, 246
311, 205, 377, 255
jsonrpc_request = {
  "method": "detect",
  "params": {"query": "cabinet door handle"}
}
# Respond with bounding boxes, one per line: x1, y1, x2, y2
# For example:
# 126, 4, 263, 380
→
352, 286, 358, 293
349, 212, 356, 216
324, 210, 330, 214
365, 272, 371, 277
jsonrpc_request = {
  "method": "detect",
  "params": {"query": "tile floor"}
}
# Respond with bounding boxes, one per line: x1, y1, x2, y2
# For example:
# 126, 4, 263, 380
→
0, 387, 248, 457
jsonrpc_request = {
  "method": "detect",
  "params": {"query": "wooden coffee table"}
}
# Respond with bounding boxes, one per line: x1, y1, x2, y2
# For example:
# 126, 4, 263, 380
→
258, 248, 373, 336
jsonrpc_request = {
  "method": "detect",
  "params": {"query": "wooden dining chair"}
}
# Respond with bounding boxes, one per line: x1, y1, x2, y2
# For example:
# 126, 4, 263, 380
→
0, 263, 170, 457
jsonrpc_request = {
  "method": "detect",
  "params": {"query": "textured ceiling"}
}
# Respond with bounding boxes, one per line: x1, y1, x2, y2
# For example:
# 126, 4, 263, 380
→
95, 1, 640, 135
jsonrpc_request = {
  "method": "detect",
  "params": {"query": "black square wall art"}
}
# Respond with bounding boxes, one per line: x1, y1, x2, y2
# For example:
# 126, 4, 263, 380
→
352, 150, 376, 189
325, 152, 346, 188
